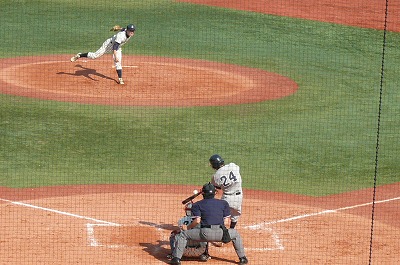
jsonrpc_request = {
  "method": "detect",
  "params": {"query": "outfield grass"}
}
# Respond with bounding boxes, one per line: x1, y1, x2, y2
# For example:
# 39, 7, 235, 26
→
0, 0, 399, 195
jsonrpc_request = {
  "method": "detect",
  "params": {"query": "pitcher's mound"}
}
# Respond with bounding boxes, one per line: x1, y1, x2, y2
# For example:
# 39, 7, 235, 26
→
0, 55, 298, 106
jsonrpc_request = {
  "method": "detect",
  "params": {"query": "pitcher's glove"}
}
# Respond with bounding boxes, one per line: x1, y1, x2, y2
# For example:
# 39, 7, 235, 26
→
110, 25, 122, 32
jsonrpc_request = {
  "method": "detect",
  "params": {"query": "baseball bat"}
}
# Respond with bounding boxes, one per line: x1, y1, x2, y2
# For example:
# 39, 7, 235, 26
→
181, 189, 202, 204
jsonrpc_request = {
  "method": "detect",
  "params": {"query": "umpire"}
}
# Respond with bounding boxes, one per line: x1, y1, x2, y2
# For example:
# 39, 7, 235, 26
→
170, 183, 248, 265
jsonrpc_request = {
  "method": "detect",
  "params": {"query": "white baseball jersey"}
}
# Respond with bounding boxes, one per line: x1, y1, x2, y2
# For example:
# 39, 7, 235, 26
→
111, 30, 132, 48
211, 163, 243, 194
211, 162, 243, 222
87, 30, 133, 70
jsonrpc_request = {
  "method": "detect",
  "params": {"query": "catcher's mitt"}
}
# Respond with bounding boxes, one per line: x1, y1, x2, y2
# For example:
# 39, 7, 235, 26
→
110, 25, 122, 32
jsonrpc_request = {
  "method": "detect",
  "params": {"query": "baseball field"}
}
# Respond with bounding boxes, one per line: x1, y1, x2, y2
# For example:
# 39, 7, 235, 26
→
1, 0, 399, 264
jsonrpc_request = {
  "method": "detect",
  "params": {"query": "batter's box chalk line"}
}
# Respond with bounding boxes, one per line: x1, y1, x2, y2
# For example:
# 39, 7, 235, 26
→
242, 226, 284, 251
86, 223, 123, 248
86, 222, 284, 252
86, 223, 169, 249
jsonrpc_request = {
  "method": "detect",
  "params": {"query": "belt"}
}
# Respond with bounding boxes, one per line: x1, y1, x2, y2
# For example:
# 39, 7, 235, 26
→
223, 191, 241, 195
201, 225, 222, 229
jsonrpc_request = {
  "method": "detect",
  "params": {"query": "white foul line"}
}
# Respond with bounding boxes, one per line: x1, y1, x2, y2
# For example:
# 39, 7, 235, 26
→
2, 195, 398, 251
245, 196, 400, 229
0, 198, 120, 226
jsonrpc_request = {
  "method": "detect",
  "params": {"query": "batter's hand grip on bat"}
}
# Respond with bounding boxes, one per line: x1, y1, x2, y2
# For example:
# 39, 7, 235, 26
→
181, 188, 202, 204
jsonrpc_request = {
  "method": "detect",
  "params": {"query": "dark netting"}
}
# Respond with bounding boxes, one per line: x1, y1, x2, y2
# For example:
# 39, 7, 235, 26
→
0, 0, 399, 264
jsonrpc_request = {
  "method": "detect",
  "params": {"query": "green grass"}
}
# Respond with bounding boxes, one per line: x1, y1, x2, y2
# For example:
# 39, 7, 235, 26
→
0, 0, 399, 195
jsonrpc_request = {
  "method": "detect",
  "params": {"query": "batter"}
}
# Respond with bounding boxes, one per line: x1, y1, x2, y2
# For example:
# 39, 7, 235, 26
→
209, 154, 243, 229
70, 24, 136, 85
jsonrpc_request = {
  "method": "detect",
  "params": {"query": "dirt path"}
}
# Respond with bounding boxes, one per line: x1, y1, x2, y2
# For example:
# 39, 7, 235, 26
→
0, 184, 399, 264
177, 0, 400, 32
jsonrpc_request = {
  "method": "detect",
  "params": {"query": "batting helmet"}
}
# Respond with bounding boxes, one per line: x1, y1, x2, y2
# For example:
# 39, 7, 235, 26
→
202, 183, 216, 199
209, 154, 224, 170
126, 24, 136, 32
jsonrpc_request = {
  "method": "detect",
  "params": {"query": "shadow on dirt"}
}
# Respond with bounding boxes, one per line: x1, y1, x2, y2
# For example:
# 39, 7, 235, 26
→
57, 64, 116, 82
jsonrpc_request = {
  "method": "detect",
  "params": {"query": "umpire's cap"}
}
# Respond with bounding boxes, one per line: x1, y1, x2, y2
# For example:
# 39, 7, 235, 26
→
202, 182, 216, 199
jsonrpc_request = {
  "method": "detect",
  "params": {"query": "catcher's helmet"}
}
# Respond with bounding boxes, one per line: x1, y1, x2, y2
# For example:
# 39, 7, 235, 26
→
184, 202, 193, 216
126, 24, 136, 32
202, 182, 216, 199
209, 154, 224, 170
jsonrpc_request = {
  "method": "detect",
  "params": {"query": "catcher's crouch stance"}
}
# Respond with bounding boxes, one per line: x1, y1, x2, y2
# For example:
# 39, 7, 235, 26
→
170, 183, 248, 265
168, 203, 210, 261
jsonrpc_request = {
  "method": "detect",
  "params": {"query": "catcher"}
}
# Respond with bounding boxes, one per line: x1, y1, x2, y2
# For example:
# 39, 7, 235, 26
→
70, 24, 136, 85
168, 202, 210, 261
170, 183, 248, 265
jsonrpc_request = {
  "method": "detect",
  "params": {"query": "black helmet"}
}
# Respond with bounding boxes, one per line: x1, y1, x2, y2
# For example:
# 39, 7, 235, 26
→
209, 154, 224, 170
202, 182, 216, 199
126, 24, 136, 32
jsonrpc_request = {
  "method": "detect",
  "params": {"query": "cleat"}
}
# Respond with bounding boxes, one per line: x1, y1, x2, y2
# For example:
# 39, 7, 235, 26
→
199, 253, 211, 261
170, 257, 181, 265
70, 53, 81, 62
239, 256, 248, 264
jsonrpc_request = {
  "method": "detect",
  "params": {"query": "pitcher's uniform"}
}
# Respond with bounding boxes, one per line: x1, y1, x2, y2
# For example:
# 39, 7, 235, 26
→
70, 24, 136, 84
86, 30, 133, 70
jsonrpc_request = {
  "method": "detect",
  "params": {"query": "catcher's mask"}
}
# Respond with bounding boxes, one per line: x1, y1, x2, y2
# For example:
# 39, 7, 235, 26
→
202, 183, 216, 199
184, 202, 193, 216
209, 154, 224, 170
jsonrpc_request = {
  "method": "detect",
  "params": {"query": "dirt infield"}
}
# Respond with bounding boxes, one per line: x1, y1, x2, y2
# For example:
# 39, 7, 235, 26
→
1, 1, 399, 264
0, 55, 298, 107
177, 0, 400, 32
0, 184, 399, 264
